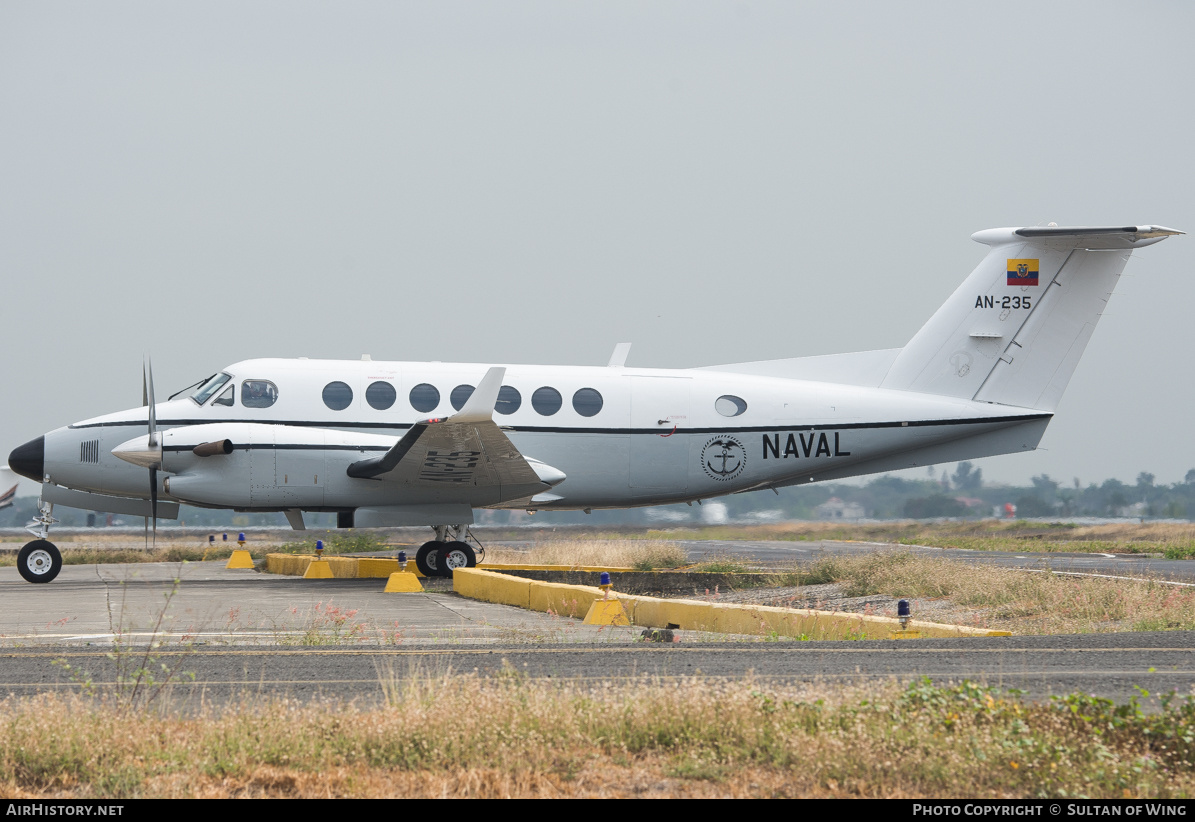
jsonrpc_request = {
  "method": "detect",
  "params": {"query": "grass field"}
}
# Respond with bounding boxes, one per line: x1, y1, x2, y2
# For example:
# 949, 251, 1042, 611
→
2, 675, 1192, 798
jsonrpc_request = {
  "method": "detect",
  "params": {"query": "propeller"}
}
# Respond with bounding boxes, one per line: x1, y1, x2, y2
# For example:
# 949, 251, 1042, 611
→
142, 358, 160, 550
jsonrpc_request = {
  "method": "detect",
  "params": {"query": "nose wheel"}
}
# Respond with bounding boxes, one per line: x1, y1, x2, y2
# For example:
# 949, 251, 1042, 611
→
17, 539, 62, 583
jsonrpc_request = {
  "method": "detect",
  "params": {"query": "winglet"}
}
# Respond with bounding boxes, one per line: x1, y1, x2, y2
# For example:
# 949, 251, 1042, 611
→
452, 367, 506, 423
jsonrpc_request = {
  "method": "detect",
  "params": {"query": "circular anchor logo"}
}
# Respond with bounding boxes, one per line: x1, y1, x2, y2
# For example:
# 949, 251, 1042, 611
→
701, 436, 746, 482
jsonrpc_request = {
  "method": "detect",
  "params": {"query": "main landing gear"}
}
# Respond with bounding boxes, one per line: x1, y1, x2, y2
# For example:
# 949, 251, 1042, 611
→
414, 524, 481, 578
18, 501, 62, 583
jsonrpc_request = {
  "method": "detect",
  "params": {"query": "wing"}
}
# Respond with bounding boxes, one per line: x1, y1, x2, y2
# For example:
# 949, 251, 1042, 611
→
346, 367, 565, 502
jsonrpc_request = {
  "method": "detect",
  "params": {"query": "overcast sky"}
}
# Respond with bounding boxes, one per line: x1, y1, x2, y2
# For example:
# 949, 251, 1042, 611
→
2, 1, 1192, 496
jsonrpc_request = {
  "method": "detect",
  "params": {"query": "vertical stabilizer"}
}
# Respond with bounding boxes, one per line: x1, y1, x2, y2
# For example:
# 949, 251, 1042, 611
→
880, 225, 1180, 411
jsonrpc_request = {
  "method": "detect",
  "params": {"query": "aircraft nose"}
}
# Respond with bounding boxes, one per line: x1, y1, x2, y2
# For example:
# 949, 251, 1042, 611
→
9, 436, 45, 482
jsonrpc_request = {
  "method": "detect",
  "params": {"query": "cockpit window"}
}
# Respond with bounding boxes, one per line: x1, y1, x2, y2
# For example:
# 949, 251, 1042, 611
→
192, 373, 231, 406
213, 386, 234, 407
241, 380, 278, 409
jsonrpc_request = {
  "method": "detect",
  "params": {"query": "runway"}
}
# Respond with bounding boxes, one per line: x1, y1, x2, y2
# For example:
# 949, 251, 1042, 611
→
1, 540, 1192, 704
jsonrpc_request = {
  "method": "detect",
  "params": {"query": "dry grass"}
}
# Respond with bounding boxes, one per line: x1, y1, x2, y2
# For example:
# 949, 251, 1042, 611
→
484, 539, 688, 571
792, 551, 1195, 634
1, 674, 1193, 798
634, 520, 1195, 556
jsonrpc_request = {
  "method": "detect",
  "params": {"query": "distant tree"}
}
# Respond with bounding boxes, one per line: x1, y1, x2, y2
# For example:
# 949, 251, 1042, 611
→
1108, 490, 1129, 514
1014, 494, 1054, 518
904, 495, 967, 519
952, 462, 983, 493
1030, 474, 1059, 505
1186, 468, 1195, 485
1137, 472, 1156, 489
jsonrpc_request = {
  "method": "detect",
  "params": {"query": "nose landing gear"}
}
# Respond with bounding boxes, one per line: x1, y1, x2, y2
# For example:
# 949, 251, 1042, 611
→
17, 501, 62, 583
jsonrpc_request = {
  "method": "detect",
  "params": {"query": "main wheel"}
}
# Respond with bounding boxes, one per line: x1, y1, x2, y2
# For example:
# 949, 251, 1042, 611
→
415, 541, 443, 577
436, 541, 476, 577
18, 539, 62, 584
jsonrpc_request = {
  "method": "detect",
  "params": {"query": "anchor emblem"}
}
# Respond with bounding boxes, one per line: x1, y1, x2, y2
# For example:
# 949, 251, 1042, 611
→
701, 436, 746, 482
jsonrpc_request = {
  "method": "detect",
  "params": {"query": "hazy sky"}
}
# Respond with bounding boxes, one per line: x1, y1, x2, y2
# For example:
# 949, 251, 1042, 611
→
2, 1, 1192, 496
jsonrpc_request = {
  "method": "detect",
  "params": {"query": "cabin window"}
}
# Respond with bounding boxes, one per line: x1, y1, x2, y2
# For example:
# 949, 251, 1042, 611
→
531, 386, 562, 416
322, 381, 353, 411
450, 384, 474, 411
241, 380, 278, 409
213, 386, 234, 407
366, 381, 396, 411
192, 373, 231, 406
409, 383, 440, 413
495, 385, 521, 415
715, 395, 748, 417
572, 387, 603, 417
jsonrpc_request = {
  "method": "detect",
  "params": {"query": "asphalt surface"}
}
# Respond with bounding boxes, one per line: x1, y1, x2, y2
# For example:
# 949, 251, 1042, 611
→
0, 539, 1192, 704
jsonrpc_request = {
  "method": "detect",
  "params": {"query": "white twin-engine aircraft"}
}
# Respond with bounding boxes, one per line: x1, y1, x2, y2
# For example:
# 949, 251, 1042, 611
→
7, 224, 1182, 583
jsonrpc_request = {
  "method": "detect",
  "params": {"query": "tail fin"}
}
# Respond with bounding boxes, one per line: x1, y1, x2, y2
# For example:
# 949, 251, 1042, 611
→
880, 225, 1181, 411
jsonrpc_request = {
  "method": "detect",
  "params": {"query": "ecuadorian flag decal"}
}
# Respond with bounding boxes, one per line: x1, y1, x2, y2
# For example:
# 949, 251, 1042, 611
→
1007, 258, 1039, 286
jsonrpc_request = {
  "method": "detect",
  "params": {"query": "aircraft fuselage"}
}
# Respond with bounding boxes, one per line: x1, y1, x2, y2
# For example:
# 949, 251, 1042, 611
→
29, 357, 1049, 515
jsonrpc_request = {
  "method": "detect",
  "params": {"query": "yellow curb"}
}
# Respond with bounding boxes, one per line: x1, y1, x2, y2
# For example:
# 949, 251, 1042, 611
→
452, 567, 1010, 640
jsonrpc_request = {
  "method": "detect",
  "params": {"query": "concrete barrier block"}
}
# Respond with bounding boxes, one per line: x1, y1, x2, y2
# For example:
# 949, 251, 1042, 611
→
383, 572, 424, 593
453, 568, 532, 609
225, 549, 254, 569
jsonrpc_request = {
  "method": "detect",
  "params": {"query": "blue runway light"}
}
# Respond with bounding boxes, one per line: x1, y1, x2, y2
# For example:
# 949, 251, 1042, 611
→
897, 599, 910, 618
209, 535, 215, 544
600, 572, 611, 587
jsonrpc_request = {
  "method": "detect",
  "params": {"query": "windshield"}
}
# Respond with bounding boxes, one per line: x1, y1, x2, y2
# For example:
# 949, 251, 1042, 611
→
191, 373, 232, 406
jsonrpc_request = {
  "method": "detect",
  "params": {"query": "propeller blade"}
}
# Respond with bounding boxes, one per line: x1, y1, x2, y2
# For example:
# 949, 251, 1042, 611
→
150, 466, 158, 550
145, 357, 158, 448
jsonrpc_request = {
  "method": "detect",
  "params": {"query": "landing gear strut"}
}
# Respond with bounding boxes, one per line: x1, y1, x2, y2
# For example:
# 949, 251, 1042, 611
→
19, 501, 61, 583
414, 524, 478, 578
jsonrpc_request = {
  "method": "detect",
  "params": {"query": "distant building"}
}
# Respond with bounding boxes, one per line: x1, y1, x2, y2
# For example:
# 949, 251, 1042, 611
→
815, 497, 865, 520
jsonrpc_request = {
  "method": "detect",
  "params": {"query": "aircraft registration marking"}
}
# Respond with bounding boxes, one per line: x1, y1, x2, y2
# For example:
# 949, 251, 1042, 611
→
974, 295, 1032, 309
418, 450, 481, 483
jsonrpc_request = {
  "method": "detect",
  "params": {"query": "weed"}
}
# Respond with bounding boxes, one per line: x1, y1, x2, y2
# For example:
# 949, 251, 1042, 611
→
275, 532, 387, 555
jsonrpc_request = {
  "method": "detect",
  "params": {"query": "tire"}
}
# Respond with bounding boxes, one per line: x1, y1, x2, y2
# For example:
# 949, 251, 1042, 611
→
18, 539, 62, 584
415, 541, 442, 577
436, 541, 476, 577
